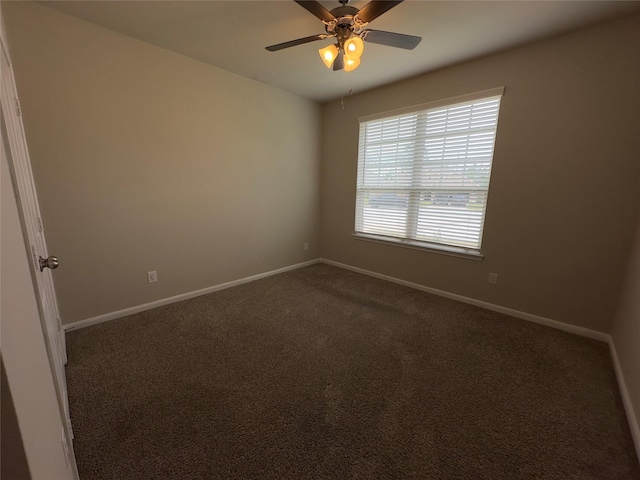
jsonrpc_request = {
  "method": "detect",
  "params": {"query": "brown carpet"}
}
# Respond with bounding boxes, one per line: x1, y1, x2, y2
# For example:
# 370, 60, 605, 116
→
66, 263, 640, 479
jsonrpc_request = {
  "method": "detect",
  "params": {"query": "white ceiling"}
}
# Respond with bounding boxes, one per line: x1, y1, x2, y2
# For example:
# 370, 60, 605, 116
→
40, 0, 640, 103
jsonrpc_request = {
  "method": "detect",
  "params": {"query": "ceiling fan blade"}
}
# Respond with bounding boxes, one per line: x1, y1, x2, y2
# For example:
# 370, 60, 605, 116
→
333, 50, 344, 71
361, 29, 421, 50
356, 1, 404, 23
294, 0, 336, 23
265, 34, 327, 52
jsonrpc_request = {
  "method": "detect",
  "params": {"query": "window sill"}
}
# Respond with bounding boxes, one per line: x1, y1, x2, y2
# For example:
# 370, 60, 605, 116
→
352, 233, 484, 261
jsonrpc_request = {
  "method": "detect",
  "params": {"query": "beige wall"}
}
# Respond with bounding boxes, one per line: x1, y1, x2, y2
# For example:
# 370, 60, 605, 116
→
2, 119, 75, 479
320, 15, 640, 333
2, 2, 321, 324
612, 213, 640, 447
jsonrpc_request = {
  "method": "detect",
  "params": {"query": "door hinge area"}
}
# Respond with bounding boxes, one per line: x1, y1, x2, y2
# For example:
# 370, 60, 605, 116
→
14, 98, 22, 116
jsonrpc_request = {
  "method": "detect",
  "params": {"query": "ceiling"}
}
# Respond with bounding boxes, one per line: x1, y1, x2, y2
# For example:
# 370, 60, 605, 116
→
40, 0, 640, 103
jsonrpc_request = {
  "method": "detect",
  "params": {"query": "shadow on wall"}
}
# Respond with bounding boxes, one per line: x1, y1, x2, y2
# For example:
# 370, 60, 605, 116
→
1, 357, 32, 480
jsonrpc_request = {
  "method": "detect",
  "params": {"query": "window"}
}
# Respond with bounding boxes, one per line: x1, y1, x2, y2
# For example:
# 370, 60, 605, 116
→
354, 88, 504, 258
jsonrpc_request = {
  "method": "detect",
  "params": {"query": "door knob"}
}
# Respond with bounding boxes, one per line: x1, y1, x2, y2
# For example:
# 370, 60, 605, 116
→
39, 255, 59, 272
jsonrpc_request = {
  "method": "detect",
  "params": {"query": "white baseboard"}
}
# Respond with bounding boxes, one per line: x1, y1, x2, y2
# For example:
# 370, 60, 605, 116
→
319, 258, 609, 342
608, 339, 640, 461
64, 259, 321, 332
67, 256, 607, 340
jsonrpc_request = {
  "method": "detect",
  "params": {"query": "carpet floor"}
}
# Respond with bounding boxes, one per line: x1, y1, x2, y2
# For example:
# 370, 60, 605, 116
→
66, 263, 640, 479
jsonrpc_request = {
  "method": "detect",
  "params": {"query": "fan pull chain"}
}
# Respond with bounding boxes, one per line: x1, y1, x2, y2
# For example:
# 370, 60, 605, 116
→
340, 78, 354, 111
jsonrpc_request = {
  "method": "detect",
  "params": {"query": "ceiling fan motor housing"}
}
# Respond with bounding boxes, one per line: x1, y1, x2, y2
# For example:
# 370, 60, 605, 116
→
329, 5, 359, 19
325, 5, 365, 44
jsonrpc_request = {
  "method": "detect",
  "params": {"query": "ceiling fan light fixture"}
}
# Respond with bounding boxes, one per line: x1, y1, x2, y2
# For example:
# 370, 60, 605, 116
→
319, 44, 339, 68
344, 56, 361, 72
265, 0, 422, 75
344, 35, 364, 60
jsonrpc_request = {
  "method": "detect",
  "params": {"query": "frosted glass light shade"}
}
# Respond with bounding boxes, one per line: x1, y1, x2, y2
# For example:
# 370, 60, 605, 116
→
344, 36, 364, 60
344, 57, 361, 72
318, 44, 339, 68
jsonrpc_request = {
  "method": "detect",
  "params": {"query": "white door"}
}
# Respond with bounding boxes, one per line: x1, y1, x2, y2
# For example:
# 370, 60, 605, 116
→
1, 32, 72, 436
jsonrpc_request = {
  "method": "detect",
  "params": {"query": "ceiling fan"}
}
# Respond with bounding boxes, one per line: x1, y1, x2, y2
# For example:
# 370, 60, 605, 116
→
265, 0, 422, 72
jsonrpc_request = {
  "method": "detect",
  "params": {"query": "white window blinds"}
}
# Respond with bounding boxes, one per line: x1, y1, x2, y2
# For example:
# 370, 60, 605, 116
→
355, 89, 503, 254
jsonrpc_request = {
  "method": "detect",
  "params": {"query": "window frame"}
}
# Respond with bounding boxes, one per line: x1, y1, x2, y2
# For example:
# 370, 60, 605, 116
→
353, 87, 505, 259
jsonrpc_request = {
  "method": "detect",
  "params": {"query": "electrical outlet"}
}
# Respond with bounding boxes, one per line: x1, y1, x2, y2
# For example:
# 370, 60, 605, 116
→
304, 243, 309, 251
488, 273, 498, 285
147, 271, 157, 283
